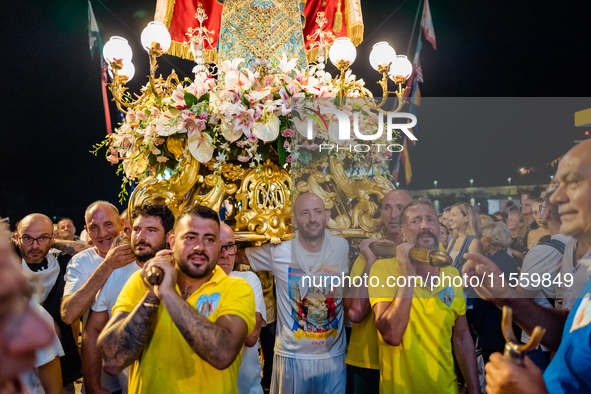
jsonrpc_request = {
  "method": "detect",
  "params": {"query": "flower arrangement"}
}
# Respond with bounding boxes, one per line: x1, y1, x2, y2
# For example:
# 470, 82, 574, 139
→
93, 54, 399, 200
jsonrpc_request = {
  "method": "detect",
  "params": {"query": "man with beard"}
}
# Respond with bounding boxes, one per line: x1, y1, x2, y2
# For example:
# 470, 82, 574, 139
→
344, 190, 412, 393
236, 192, 350, 394
16, 214, 83, 391
98, 204, 255, 394
369, 198, 480, 394
83, 203, 174, 394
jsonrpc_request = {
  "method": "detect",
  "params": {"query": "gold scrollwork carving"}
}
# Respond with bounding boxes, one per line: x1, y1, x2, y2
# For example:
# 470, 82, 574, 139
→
234, 159, 292, 244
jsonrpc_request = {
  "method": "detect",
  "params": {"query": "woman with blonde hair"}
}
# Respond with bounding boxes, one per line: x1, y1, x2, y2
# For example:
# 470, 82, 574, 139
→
507, 211, 530, 266
447, 202, 483, 272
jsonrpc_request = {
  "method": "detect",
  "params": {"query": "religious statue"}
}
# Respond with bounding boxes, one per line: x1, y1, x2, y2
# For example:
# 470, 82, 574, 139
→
216, 0, 308, 71
155, 0, 364, 65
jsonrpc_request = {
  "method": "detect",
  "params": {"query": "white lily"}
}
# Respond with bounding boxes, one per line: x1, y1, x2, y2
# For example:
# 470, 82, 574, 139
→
155, 109, 184, 136
279, 53, 298, 74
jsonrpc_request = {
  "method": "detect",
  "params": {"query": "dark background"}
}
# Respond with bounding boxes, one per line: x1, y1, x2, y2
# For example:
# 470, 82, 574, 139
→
2, 0, 590, 230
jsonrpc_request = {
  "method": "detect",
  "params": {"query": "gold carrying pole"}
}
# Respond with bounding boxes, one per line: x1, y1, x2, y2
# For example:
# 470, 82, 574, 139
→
369, 241, 452, 267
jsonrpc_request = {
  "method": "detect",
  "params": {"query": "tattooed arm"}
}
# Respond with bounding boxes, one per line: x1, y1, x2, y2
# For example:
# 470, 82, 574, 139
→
52, 239, 91, 256
146, 255, 249, 370
161, 291, 248, 370
97, 292, 160, 375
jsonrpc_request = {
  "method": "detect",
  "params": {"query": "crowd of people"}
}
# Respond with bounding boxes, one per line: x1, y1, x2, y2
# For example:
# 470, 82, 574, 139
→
1, 139, 590, 394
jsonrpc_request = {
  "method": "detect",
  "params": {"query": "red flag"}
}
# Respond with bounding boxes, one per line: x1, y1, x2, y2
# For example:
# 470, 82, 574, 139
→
420, 0, 436, 49
101, 59, 112, 134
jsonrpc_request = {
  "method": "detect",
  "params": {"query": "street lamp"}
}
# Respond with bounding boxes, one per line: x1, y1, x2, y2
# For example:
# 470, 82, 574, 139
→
469, 179, 474, 187
434, 180, 438, 188
508, 177, 511, 185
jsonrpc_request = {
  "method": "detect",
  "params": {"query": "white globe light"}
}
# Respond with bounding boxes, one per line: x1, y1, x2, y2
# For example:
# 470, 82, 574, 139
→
141, 21, 171, 52
329, 37, 357, 67
389, 55, 413, 81
369, 41, 396, 71
109, 60, 135, 82
103, 36, 133, 64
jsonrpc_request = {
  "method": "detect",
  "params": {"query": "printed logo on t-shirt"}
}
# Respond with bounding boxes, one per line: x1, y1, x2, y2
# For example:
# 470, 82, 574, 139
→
196, 293, 221, 318
438, 286, 454, 308
288, 265, 341, 341
570, 293, 591, 333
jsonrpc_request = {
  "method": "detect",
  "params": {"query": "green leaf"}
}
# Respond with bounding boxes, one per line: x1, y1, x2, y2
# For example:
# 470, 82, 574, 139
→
278, 136, 288, 166
257, 141, 271, 162
230, 142, 242, 158
184, 92, 198, 108
241, 95, 250, 108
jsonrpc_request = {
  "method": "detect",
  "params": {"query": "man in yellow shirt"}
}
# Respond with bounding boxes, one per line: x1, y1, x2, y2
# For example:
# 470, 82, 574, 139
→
344, 190, 411, 393
98, 204, 255, 394
369, 198, 480, 394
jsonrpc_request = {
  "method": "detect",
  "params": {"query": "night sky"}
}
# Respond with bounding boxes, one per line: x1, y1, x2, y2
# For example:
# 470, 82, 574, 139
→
2, 0, 590, 230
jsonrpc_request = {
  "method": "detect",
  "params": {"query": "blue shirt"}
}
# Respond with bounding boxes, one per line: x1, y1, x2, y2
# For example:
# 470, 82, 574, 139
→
544, 277, 591, 393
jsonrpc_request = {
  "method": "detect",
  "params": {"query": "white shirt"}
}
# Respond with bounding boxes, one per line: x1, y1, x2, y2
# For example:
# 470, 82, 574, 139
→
92, 262, 141, 394
520, 233, 572, 346
20, 304, 65, 394
230, 271, 266, 394
64, 247, 105, 297
556, 238, 591, 311
246, 237, 349, 360
64, 247, 123, 393
93, 262, 141, 317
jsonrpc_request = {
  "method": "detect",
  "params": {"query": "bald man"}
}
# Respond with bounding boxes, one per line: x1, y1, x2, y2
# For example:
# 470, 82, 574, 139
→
237, 192, 350, 394
463, 139, 591, 394
61, 201, 135, 394
344, 190, 412, 393
16, 214, 82, 389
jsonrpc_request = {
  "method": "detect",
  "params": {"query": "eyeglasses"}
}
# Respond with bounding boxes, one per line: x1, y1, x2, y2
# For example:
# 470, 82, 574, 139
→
221, 243, 238, 255
540, 204, 555, 216
20, 235, 52, 246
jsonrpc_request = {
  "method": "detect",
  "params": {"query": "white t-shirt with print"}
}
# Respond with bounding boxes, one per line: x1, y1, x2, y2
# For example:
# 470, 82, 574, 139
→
230, 271, 267, 394
246, 237, 349, 360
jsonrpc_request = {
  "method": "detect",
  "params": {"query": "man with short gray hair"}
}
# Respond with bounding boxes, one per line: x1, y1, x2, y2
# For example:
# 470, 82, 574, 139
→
61, 201, 135, 394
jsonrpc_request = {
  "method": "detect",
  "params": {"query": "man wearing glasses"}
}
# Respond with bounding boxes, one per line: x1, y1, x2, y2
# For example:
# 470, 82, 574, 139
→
0, 221, 56, 393
16, 213, 83, 391
218, 222, 267, 394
